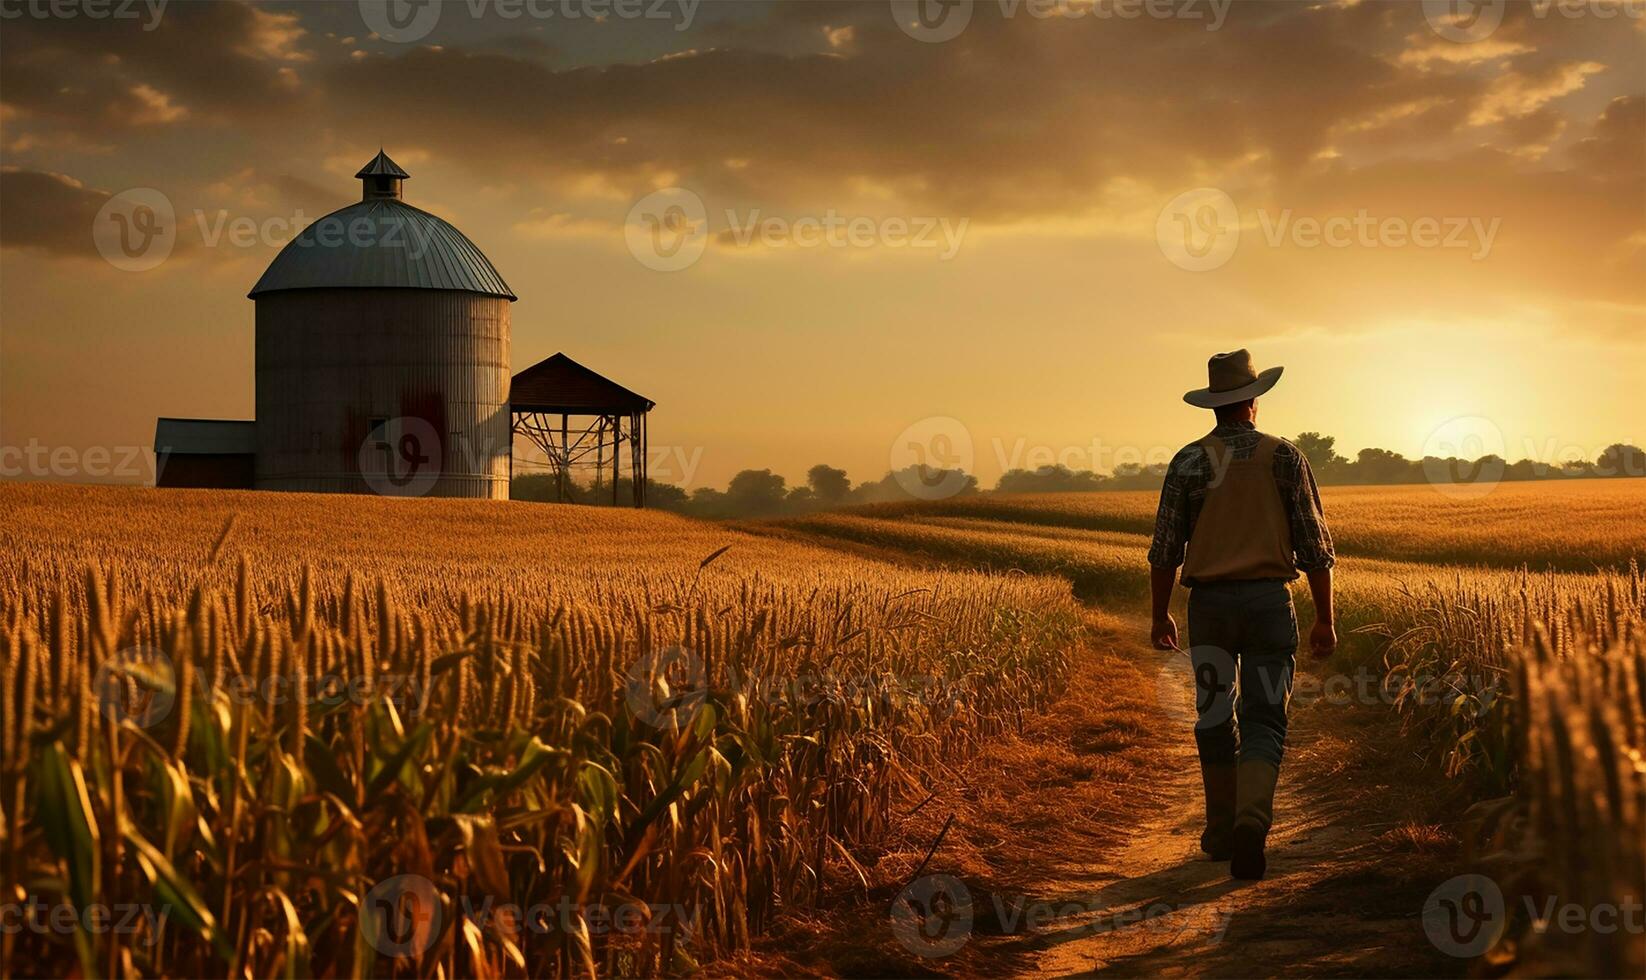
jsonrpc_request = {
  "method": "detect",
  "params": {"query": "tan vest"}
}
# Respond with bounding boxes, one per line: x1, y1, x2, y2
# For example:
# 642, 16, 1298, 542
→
1182, 433, 1297, 584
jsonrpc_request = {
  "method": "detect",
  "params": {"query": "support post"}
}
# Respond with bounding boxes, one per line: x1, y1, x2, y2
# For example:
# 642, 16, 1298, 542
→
559, 413, 569, 502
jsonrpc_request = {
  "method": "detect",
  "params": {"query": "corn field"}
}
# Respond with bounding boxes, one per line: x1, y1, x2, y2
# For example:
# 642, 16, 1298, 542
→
0, 485, 1081, 977
1363, 565, 1646, 977
767, 481, 1646, 975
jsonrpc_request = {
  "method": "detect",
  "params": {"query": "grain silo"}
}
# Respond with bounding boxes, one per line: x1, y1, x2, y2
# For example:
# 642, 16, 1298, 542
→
246, 151, 515, 497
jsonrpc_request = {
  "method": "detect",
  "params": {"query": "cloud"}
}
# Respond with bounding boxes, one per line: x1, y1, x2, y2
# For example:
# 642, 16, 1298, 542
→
0, 1, 314, 131
1468, 59, 1605, 125
0, 168, 111, 257
0, 0, 1638, 336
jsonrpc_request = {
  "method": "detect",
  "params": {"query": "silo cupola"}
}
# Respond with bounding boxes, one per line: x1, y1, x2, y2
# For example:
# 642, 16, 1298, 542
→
356, 149, 409, 201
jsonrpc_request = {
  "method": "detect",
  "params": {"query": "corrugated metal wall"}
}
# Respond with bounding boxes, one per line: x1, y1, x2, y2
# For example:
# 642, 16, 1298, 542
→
254, 289, 511, 498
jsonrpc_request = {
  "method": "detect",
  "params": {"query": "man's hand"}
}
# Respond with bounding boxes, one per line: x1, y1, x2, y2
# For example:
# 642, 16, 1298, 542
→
1309, 619, 1337, 659
1306, 567, 1336, 659
1152, 614, 1180, 651
1149, 565, 1180, 652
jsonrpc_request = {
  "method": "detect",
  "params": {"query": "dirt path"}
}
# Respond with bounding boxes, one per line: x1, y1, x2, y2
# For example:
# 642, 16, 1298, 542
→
962, 613, 1462, 978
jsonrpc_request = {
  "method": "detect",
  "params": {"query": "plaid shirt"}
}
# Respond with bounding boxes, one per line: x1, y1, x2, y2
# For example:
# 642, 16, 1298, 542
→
1147, 421, 1335, 579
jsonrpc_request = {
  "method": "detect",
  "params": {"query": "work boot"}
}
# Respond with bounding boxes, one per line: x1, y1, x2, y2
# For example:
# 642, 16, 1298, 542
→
1198, 761, 1237, 859
1230, 757, 1279, 880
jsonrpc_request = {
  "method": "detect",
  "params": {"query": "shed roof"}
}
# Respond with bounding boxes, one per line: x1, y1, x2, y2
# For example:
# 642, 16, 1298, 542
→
155, 418, 256, 455
510, 353, 655, 414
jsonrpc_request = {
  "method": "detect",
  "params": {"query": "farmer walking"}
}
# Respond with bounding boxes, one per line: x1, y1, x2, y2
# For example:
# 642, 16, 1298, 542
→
1147, 349, 1337, 880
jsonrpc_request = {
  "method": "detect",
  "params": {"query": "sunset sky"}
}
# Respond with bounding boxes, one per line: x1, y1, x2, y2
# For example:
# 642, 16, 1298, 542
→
2, 0, 1642, 490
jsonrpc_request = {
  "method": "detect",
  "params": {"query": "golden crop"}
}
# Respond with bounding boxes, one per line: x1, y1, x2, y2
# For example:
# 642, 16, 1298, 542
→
852, 479, 1646, 571
768, 480, 1646, 977
0, 484, 1081, 978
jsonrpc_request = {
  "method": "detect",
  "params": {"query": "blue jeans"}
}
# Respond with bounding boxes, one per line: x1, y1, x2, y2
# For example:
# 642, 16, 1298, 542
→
1187, 580, 1298, 769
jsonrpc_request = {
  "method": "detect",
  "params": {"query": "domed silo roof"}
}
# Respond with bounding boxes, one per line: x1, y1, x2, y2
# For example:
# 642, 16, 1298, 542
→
248, 151, 515, 300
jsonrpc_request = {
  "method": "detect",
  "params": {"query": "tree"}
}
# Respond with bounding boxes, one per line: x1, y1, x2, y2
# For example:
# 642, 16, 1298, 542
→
1354, 447, 1413, 484
807, 464, 851, 503
996, 465, 1107, 494
1596, 443, 1646, 479
1293, 432, 1346, 473
725, 469, 788, 515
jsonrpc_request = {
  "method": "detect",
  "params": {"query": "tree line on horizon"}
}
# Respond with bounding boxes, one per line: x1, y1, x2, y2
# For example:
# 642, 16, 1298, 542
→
512, 435, 1646, 518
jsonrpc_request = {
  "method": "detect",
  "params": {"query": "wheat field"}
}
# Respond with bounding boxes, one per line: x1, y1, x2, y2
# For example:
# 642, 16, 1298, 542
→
5, 479, 1643, 977
762, 479, 1646, 977
0, 484, 1081, 978
849, 479, 1646, 571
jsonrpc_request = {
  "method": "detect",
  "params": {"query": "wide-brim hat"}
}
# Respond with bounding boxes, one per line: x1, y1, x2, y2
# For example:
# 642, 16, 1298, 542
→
1183, 349, 1283, 409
